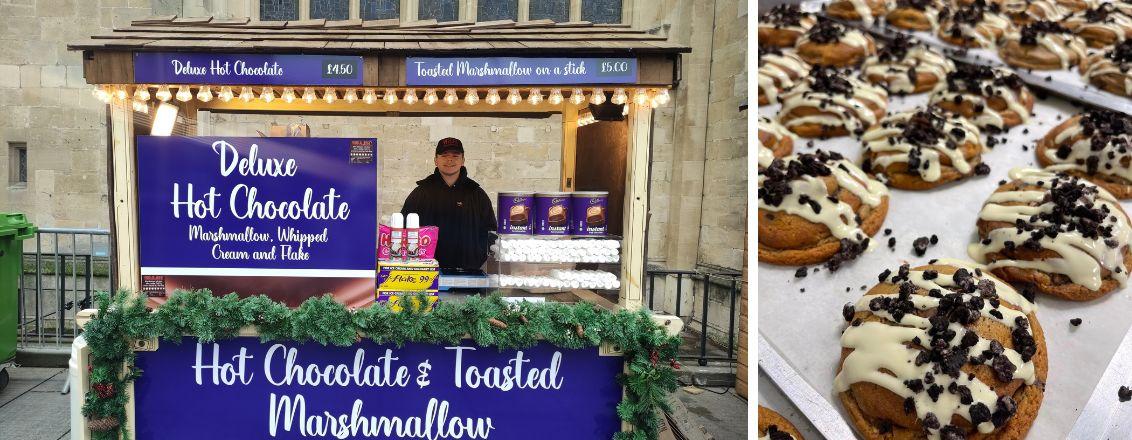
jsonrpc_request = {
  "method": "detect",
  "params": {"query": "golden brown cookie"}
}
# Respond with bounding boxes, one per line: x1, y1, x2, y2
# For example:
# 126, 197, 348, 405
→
778, 68, 889, 139
999, 0, 1071, 26
938, 1, 1014, 48
1035, 110, 1132, 198
795, 18, 877, 68
758, 150, 889, 269
929, 64, 1034, 132
861, 109, 987, 190
758, 406, 805, 440
862, 35, 955, 95
1055, 0, 1092, 13
1081, 40, 1132, 97
759, 4, 818, 48
758, 47, 810, 106
759, 116, 795, 168
838, 261, 1047, 440
827, 0, 888, 25
1000, 21, 1088, 70
969, 168, 1132, 300
886, 0, 949, 30
1065, 3, 1132, 47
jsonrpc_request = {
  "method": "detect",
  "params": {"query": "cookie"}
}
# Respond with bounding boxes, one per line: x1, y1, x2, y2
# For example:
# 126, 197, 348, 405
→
929, 64, 1034, 131
861, 109, 986, 190
759, 47, 810, 106
827, 0, 888, 26
759, 116, 795, 168
795, 18, 877, 68
969, 168, 1132, 300
759, 4, 817, 48
1081, 39, 1132, 98
998, 0, 1071, 26
1065, 3, 1132, 48
758, 150, 889, 269
1035, 110, 1132, 198
862, 35, 955, 95
778, 67, 889, 139
837, 261, 1047, 440
886, 0, 949, 31
938, 1, 1014, 48
999, 21, 1088, 70
758, 406, 805, 440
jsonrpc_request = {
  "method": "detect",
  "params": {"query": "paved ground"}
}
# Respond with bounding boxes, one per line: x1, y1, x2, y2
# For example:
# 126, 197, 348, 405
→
0, 367, 69, 440
0, 367, 747, 440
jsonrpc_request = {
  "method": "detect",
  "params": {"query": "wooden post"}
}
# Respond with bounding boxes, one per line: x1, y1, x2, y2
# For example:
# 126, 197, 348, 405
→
561, 104, 579, 191
620, 103, 651, 310
109, 100, 139, 295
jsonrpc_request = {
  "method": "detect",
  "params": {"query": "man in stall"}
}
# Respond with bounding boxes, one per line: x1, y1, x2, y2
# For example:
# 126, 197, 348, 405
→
402, 137, 496, 271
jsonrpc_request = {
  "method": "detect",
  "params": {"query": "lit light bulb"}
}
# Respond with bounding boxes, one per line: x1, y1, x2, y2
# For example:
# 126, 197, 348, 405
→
443, 89, 458, 105
622, 104, 629, 115
464, 89, 479, 105
195, 86, 213, 102
131, 100, 149, 113
654, 88, 670, 105
239, 87, 254, 102
94, 87, 111, 103
423, 89, 438, 105
570, 88, 586, 105
155, 85, 172, 102
134, 86, 151, 102
175, 86, 192, 102
485, 89, 500, 105
633, 88, 649, 106
611, 88, 628, 105
218, 86, 234, 102
548, 89, 563, 105
403, 89, 418, 105
383, 89, 398, 105
344, 88, 359, 103
281, 87, 296, 103
302, 88, 317, 103
261, 87, 275, 103
527, 88, 543, 105
506, 88, 522, 105
589, 88, 606, 105
323, 88, 337, 104
113, 87, 128, 101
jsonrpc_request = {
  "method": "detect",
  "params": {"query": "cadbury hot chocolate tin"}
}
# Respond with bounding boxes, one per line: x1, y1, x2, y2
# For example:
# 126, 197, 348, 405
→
534, 192, 572, 236
497, 191, 534, 235
571, 191, 609, 236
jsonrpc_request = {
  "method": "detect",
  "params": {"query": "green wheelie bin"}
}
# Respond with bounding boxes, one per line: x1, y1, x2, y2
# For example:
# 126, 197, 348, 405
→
0, 213, 35, 391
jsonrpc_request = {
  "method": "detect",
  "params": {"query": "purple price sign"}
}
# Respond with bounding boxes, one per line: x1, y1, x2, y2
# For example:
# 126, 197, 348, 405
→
405, 57, 638, 86
134, 52, 363, 86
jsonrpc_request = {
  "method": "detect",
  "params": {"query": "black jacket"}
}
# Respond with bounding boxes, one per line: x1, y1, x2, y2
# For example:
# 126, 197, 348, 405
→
402, 167, 496, 270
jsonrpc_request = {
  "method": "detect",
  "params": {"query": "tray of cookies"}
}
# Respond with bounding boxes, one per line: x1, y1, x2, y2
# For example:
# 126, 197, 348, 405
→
757, 3, 1132, 439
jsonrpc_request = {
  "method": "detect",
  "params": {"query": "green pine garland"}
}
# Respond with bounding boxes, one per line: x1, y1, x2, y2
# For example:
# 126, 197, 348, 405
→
80, 290, 681, 440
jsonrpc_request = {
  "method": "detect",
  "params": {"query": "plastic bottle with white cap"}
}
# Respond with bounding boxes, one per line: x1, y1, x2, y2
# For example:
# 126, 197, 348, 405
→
406, 213, 420, 258
390, 213, 404, 260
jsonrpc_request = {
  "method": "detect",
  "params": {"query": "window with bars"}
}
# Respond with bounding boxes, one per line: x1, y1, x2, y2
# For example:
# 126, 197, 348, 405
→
530, 0, 569, 22
582, 0, 622, 23
310, 0, 351, 19
478, 0, 517, 21
260, 0, 299, 20
361, 0, 399, 19
9, 142, 27, 186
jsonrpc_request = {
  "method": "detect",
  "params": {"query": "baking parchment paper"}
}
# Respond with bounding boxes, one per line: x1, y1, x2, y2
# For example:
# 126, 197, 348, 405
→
756, 92, 1132, 439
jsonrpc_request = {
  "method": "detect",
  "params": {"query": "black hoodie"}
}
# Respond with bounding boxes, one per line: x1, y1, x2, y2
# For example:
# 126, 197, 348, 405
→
401, 166, 496, 270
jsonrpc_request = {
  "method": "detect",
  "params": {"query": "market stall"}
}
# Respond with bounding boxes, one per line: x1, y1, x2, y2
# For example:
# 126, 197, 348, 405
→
66, 16, 689, 440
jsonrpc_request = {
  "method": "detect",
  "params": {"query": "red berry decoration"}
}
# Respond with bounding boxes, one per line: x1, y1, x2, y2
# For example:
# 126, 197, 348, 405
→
649, 350, 659, 365
93, 382, 117, 399
670, 359, 681, 370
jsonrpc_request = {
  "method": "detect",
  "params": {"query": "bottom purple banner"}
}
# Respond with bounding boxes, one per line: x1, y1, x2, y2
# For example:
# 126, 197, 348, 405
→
134, 337, 624, 439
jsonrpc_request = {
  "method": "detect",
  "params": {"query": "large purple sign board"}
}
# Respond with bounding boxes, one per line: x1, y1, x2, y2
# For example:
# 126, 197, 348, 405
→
405, 57, 638, 86
134, 52, 363, 86
136, 136, 377, 307
133, 337, 624, 439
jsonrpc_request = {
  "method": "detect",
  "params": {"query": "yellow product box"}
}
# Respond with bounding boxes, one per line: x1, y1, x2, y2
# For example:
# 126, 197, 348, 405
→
376, 293, 440, 312
377, 259, 439, 292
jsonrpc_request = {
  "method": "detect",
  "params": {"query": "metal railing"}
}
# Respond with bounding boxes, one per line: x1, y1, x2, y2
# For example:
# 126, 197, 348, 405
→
646, 268, 743, 366
17, 228, 112, 348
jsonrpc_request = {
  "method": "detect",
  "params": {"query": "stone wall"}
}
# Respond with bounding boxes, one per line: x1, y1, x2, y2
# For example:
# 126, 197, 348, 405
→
0, 0, 151, 229
205, 112, 563, 220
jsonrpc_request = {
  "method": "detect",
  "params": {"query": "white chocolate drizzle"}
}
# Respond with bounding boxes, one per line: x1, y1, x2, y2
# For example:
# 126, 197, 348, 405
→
797, 23, 874, 52
757, 152, 889, 250
1066, 5, 1132, 44
967, 168, 1132, 290
888, 0, 946, 30
862, 110, 982, 182
836, 263, 1039, 439
928, 67, 1031, 129
863, 43, 955, 94
940, 8, 1013, 48
758, 116, 796, 168
778, 70, 889, 135
1041, 112, 1132, 183
1005, 25, 1088, 69
758, 50, 810, 105
1082, 43, 1132, 95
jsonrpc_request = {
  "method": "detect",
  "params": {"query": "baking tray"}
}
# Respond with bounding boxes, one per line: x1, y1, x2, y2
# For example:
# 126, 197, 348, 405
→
757, 91, 1132, 438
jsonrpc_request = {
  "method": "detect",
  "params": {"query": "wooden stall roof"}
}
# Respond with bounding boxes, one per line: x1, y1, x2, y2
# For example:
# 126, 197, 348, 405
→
67, 16, 690, 55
